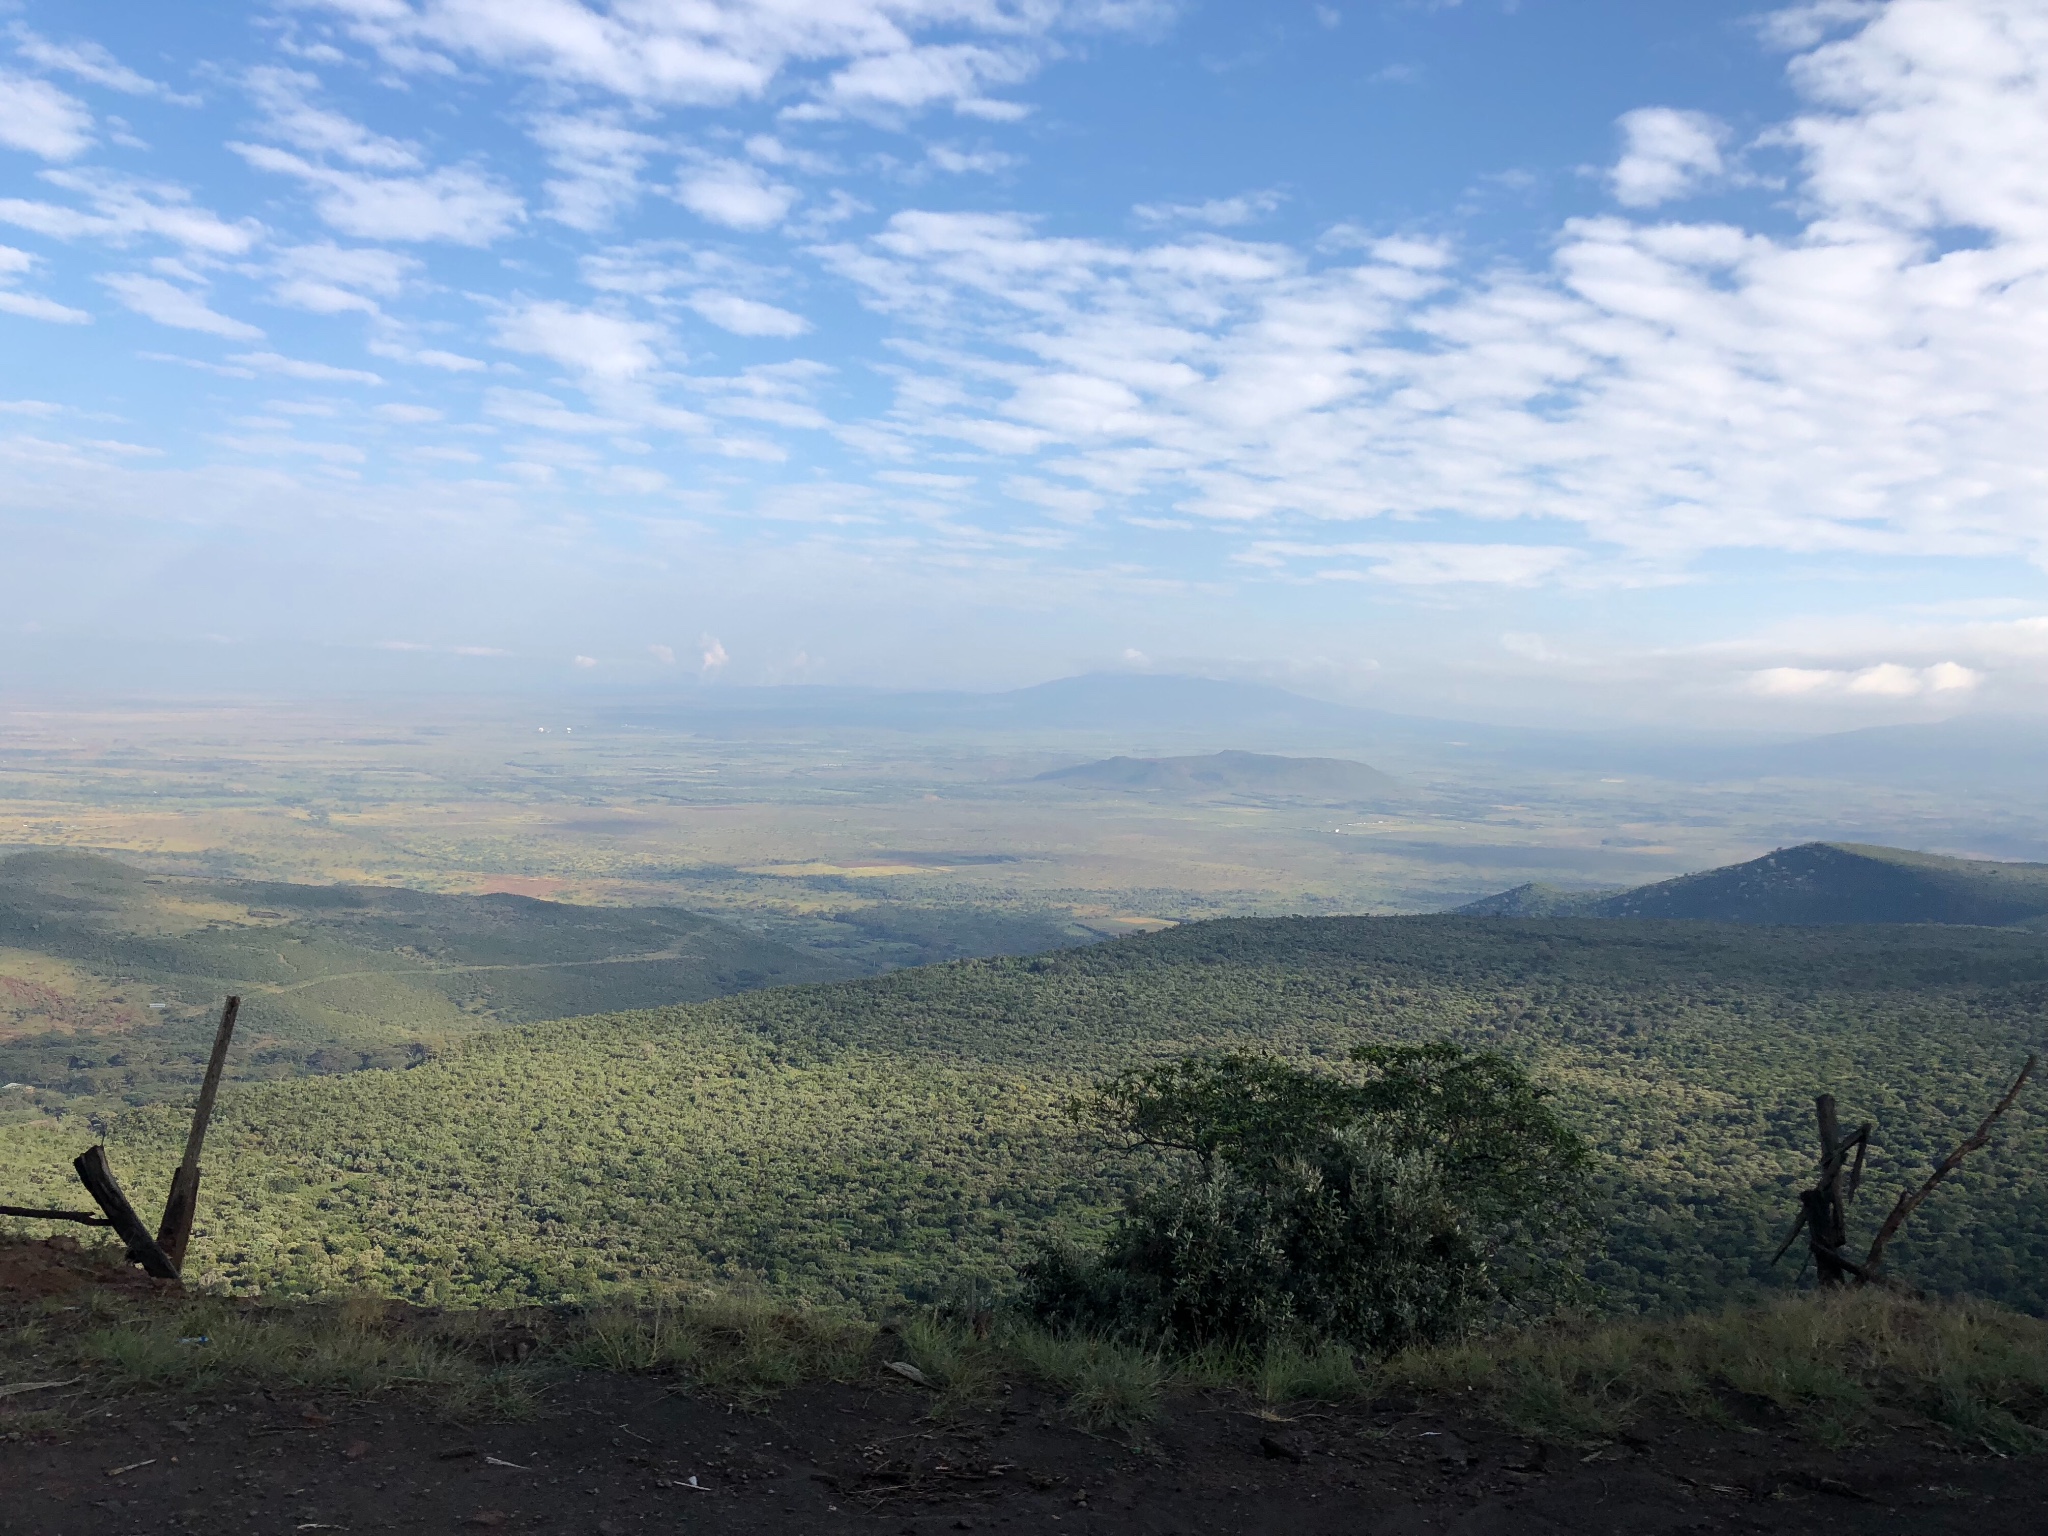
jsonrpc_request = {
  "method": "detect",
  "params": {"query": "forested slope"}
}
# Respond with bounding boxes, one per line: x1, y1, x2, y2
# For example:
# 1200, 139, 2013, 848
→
1460, 842, 2048, 927
0, 849, 848, 1112
3, 916, 2043, 1317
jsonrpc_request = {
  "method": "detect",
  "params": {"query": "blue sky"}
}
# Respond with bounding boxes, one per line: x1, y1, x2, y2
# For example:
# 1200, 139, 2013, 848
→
2, 0, 2045, 726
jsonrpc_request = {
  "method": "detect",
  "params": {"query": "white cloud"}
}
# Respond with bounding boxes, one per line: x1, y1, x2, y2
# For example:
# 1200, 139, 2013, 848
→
1609, 107, 1728, 207
11, 29, 176, 96
534, 113, 663, 232
1759, 2, 1885, 52
100, 274, 263, 339
234, 75, 518, 243
810, 43, 1035, 121
374, 403, 442, 422
676, 159, 796, 230
0, 70, 92, 159
0, 288, 89, 323
227, 351, 383, 384
927, 144, 1018, 175
686, 291, 810, 337
269, 242, 418, 314
368, 338, 488, 372
1134, 190, 1285, 227
648, 642, 676, 664
572, 653, 598, 668
236, 144, 525, 244
492, 300, 666, 381
247, 67, 418, 169
700, 635, 729, 673
0, 169, 261, 253
1749, 660, 1982, 697
293, 0, 1148, 119
0, 242, 88, 322
484, 387, 632, 434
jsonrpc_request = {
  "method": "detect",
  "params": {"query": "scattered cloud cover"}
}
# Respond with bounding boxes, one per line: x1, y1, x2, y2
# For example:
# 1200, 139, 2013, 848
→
1, 0, 2045, 721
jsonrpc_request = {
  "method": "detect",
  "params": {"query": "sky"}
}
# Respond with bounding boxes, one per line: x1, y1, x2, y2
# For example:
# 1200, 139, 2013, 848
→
1, 0, 2045, 728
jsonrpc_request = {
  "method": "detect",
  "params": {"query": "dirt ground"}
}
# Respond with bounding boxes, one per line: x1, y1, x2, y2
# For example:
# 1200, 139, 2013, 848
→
2, 1239, 2040, 1535
5, 1359, 2041, 1536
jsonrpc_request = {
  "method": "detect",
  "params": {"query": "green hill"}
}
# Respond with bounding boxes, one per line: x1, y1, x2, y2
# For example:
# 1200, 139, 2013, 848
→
6, 914, 2041, 1318
1454, 882, 1619, 917
1458, 843, 2048, 927
1036, 750, 1404, 802
0, 849, 849, 1114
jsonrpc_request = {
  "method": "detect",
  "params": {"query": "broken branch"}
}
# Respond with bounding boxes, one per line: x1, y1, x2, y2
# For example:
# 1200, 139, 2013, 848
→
1862, 1054, 2035, 1279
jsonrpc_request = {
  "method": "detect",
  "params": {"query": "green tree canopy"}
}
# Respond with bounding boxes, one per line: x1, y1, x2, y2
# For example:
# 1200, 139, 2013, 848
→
1026, 1043, 1592, 1353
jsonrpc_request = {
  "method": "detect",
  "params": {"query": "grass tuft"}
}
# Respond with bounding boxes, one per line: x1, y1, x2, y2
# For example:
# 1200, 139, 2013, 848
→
1000, 1325, 1165, 1434
1385, 1289, 2048, 1448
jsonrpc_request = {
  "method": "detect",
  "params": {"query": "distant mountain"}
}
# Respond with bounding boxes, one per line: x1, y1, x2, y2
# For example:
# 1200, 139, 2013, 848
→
1035, 750, 1405, 803
1456, 842, 2048, 927
608, 671, 1424, 740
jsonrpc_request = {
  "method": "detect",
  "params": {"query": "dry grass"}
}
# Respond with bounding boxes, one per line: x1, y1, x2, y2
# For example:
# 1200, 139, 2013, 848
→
1386, 1290, 2048, 1452
551, 1292, 875, 1401
5, 1255, 2042, 1454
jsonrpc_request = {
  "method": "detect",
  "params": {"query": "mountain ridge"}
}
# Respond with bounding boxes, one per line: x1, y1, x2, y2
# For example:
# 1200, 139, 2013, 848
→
1456, 842, 2048, 927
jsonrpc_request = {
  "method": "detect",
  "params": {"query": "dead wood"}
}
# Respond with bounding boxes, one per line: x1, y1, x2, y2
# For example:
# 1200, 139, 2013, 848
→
0, 1204, 114, 1226
155, 995, 239, 1268
1862, 1054, 2034, 1280
72, 1145, 181, 1282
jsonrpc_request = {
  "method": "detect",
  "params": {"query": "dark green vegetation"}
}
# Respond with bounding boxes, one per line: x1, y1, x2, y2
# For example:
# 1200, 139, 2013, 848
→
0, 849, 846, 1118
1461, 842, 2048, 927
1024, 1045, 1591, 1352
5, 915, 2043, 1320
1036, 750, 1404, 803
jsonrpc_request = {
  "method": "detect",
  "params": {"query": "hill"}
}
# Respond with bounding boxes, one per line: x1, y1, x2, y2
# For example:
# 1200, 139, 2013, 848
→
0, 849, 848, 1114
1451, 882, 1618, 917
6, 914, 2042, 1317
1034, 749, 1404, 802
1457, 842, 2048, 927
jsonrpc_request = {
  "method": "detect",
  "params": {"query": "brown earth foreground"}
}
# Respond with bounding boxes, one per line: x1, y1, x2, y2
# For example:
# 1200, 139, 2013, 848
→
1, 1240, 2040, 1536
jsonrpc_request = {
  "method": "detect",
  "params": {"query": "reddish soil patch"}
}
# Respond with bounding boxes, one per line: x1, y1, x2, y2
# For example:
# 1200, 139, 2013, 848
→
0, 1236, 168, 1302
470, 877, 574, 899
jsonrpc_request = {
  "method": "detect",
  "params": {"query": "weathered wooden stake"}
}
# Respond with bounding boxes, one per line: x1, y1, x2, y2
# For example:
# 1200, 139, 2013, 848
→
1769, 1100, 1871, 1283
72, 1146, 180, 1281
155, 995, 239, 1269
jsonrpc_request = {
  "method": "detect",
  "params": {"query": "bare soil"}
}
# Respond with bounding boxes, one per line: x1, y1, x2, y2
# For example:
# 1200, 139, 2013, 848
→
2, 1240, 2039, 1536
7, 1359, 2043, 1536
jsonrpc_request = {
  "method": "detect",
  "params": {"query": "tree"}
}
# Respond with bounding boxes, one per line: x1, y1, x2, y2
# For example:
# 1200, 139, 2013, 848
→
1023, 1043, 1591, 1353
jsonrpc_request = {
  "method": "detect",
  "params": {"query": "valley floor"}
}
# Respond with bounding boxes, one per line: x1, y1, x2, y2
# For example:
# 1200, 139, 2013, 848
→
8, 1362, 2038, 1536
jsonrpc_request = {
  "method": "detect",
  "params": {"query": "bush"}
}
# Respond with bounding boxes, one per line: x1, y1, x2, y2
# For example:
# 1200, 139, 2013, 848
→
1023, 1043, 1590, 1354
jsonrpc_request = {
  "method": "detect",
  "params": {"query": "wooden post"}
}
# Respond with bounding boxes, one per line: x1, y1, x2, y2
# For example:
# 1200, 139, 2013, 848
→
1812, 1095, 1850, 1287
155, 995, 239, 1269
72, 1146, 180, 1281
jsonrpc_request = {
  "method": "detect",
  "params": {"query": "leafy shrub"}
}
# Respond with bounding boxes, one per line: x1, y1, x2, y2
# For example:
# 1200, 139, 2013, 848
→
1023, 1043, 1591, 1353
